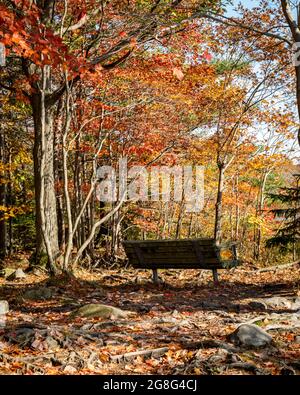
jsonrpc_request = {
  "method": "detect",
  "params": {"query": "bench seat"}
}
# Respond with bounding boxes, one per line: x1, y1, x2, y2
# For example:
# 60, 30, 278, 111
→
123, 238, 240, 283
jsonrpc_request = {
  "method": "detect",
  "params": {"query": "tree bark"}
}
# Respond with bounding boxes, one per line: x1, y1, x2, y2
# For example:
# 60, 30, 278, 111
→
31, 93, 59, 267
253, 170, 269, 261
294, 61, 300, 147
0, 129, 7, 261
214, 163, 225, 245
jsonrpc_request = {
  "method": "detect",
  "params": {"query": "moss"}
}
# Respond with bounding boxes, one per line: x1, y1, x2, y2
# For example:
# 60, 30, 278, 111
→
0, 268, 16, 278
29, 251, 48, 268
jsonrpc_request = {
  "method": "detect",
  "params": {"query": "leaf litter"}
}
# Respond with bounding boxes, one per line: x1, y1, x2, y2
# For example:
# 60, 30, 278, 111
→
0, 265, 300, 375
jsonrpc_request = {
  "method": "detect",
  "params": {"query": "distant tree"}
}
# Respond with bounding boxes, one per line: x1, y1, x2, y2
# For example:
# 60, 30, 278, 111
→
267, 174, 300, 260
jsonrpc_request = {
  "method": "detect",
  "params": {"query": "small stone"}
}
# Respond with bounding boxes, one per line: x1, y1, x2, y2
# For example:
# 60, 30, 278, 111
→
295, 336, 300, 344
262, 297, 293, 309
63, 365, 77, 373
291, 297, 300, 310
15, 268, 27, 278
32, 267, 47, 276
0, 300, 9, 315
228, 324, 273, 348
281, 367, 295, 375
45, 336, 59, 350
207, 349, 228, 364
7, 268, 26, 281
0, 268, 15, 278
0, 340, 7, 350
226, 353, 241, 363
0, 316, 6, 329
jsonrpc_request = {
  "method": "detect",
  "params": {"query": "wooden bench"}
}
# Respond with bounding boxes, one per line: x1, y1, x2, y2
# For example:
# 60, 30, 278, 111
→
123, 238, 240, 284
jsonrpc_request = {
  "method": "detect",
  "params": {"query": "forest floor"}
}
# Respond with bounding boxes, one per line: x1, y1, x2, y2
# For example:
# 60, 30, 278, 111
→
0, 259, 300, 375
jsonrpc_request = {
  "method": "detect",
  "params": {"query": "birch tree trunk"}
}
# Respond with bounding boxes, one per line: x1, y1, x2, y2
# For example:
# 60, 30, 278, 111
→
31, 93, 59, 268
214, 163, 225, 245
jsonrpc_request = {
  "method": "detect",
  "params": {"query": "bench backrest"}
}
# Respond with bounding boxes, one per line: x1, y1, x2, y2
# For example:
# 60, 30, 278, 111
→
123, 238, 224, 269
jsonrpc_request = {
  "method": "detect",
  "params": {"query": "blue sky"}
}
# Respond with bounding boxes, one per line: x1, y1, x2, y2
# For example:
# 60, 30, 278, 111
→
221, 1, 298, 158
226, 0, 260, 16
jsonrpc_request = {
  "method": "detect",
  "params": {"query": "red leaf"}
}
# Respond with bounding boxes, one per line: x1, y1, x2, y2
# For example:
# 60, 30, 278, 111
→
203, 50, 212, 62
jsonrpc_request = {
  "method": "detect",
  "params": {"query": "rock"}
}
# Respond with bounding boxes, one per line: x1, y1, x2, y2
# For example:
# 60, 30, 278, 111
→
70, 304, 129, 319
15, 268, 27, 278
206, 349, 229, 364
226, 353, 241, 363
262, 297, 294, 309
45, 336, 59, 351
32, 267, 47, 276
7, 268, 26, 281
295, 336, 300, 344
0, 300, 9, 315
0, 268, 15, 278
248, 301, 267, 311
0, 316, 6, 329
135, 276, 150, 285
6, 327, 35, 347
281, 367, 295, 375
291, 297, 300, 310
63, 365, 77, 373
228, 324, 273, 348
23, 287, 53, 300
259, 296, 300, 311
0, 340, 7, 350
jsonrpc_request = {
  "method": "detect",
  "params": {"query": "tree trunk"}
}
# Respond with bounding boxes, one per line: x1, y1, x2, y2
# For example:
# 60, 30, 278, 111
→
31, 93, 59, 268
253, 171, 269, 261
295, 46, 300, 147
214, 163, 225, 245
175, 200, 185, 239
235, 174, 240, 240
0, 129, 7, 262
188, 213, 194, 238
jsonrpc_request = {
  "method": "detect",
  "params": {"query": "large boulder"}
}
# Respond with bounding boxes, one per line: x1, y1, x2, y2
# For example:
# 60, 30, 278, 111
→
70, 304, 129, 319
23, 287, 53, 300
228, 324, 273, 348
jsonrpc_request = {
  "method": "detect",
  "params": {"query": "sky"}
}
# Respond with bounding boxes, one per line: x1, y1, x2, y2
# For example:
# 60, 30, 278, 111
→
223, 1, 299, 159
226, 0, 261, 16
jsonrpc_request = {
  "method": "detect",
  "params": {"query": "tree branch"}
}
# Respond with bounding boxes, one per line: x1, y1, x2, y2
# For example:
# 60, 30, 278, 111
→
197, 11, 292, 46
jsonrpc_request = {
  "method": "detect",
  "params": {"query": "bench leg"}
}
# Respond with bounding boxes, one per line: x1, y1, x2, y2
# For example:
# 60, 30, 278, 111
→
152, 269, 158, 284
212, 269, 219, 284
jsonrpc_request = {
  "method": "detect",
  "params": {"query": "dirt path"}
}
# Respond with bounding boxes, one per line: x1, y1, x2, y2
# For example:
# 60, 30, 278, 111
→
0, 266, 300, 375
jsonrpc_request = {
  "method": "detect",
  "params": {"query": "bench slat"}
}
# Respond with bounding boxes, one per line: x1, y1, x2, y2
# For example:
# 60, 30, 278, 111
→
124, 239, 216, 247
124, 249, 221, 258
128, 254, 222, 265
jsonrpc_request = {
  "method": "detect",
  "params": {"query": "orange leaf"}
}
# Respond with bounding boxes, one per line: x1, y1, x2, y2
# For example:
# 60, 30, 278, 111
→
173, 67, 184, 80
